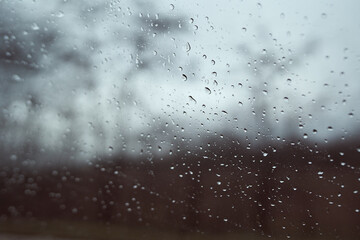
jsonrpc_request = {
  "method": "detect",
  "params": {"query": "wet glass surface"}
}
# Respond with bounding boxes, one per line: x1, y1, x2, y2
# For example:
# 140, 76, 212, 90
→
0, 0, 359, 239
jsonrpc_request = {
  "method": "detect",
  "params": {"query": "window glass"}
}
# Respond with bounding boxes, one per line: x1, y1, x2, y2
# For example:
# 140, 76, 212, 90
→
1, 0, 359, 239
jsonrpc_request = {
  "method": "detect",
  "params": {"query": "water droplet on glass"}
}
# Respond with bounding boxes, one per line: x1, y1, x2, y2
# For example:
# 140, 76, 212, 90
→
169, 4, 175, 10
182, 74, 187, 81
55, 11, 64, 18
31, 23, 39, 30
205, 87, 211, 94
12, 74, 22, 82
261, 150, 268, 157
185, 42, 191, 52
189, 96, 197, 104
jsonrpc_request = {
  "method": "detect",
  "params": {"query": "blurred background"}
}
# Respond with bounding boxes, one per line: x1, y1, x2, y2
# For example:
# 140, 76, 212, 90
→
0, 0, 359, 239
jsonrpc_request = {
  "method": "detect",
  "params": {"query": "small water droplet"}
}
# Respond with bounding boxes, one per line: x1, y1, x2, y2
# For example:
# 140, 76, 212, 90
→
189, 96, 197, 104
182, 74, 188, 81
261, 150, 268, 157
205, 87, 211, 94
55, 11, 64, 18
169, 4, 175, 10
31, 23, 39, 31
12, 74, 22, 82
185, 42, 191, 52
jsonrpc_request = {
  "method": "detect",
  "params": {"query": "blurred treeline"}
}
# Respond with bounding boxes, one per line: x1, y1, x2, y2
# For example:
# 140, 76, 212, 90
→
0, 134, 359, 239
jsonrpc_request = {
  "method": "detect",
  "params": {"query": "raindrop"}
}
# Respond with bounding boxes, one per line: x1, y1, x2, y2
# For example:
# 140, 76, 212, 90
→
12, 74, 22, 82
185, 42, 191, 52
205, 87, 211, 94
261, 150, 268, 157
182, 74, 188, 81
55, 11, 64, 18
31, 23, 39, 30
189, 96, 197, 104
169, 4, 175, 10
